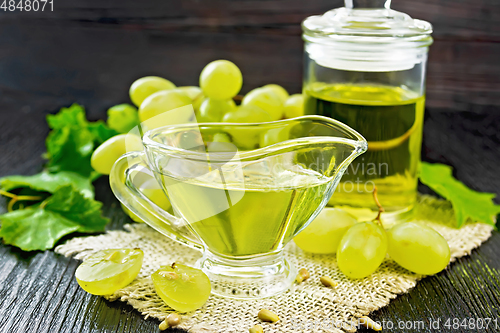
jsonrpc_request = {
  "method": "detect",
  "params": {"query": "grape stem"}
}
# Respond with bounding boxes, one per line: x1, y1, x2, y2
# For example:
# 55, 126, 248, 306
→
233, 95, 244, 102
372, 187, 385, 227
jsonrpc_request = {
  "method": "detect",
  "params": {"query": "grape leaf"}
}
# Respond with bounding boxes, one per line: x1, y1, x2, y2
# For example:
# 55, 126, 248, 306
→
44, 104, 117, 178
0, 104, 115, 251
0, 208, 80, 251
45, 105, 95, 177
420, 162, 500, 227
88, 121, 119, 145
46, 104, 88, 129
0, 185, 109, 251
0, 171, 94, 198
43, 185, 108, 233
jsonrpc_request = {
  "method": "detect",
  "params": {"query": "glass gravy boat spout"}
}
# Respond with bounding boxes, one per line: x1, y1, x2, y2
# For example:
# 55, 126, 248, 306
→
110, 115, 367, 298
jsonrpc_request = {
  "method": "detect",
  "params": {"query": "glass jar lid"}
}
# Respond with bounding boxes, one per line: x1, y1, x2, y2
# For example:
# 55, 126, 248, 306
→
302, 0, 433, 72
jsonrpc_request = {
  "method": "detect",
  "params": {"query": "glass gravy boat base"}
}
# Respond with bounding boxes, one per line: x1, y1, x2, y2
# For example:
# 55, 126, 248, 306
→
196, 251, 297, 299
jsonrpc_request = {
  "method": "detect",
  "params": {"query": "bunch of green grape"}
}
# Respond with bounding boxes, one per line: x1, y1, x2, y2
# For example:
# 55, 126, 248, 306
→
76, 248, 211, 313
124, 60, 305, 128
90, 59, 305, 223
294, 199, 451, 279
93, 60, 305, 172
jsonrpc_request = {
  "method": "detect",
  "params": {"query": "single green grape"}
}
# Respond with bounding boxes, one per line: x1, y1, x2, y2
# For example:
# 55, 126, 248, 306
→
177, 86, 203, 100
75, 248, 144, 295
222, 105, 272, 123
91, 134, 143, 175
207, 132, 237, 152
263, 84, 289, 103
212, 132, 231, 143
176, 131, 205, 151
294, 208, 357, 254
259, 126, 291, 147
199, 60, 242, 100
129, 76, 176, 107
172, 87, 204, 112
169, 88, 190, 99
107, 104, 140, 133
140, 178, 171, 210
242, 87, 283, 121
283, 94, 305, 118
152, 263, 211, 312
121, 204, 142, 223
222, 105, 272, 150
337, 221, 388, 279
138, 90, 193, 129
387, 222, 450, 275
121, 178, 171, 223
193, 96, 204, 112
198, 98, 236, 123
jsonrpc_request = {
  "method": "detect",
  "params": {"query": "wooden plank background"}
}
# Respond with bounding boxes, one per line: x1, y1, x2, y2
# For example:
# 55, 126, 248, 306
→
0, 1, 499, 332
0, 0, 499, 118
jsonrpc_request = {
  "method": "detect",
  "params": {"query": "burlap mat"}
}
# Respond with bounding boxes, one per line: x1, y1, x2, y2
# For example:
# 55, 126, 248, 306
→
55, 195, 493, 332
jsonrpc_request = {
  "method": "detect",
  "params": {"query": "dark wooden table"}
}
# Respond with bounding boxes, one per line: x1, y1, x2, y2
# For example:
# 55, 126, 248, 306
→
1, 1, 499, 332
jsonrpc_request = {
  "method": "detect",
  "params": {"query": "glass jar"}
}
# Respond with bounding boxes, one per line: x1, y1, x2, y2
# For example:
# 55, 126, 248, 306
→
302, 0, 433, 223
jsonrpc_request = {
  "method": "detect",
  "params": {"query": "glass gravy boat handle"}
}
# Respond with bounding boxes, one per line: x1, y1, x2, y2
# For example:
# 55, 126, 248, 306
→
110, 151, 203, 251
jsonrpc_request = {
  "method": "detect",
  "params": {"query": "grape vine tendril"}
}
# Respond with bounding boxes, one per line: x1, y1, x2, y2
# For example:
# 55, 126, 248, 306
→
0, 189, 43, 212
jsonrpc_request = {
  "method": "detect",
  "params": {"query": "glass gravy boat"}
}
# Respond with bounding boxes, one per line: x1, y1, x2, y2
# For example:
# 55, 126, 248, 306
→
110, 115, 366, 299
